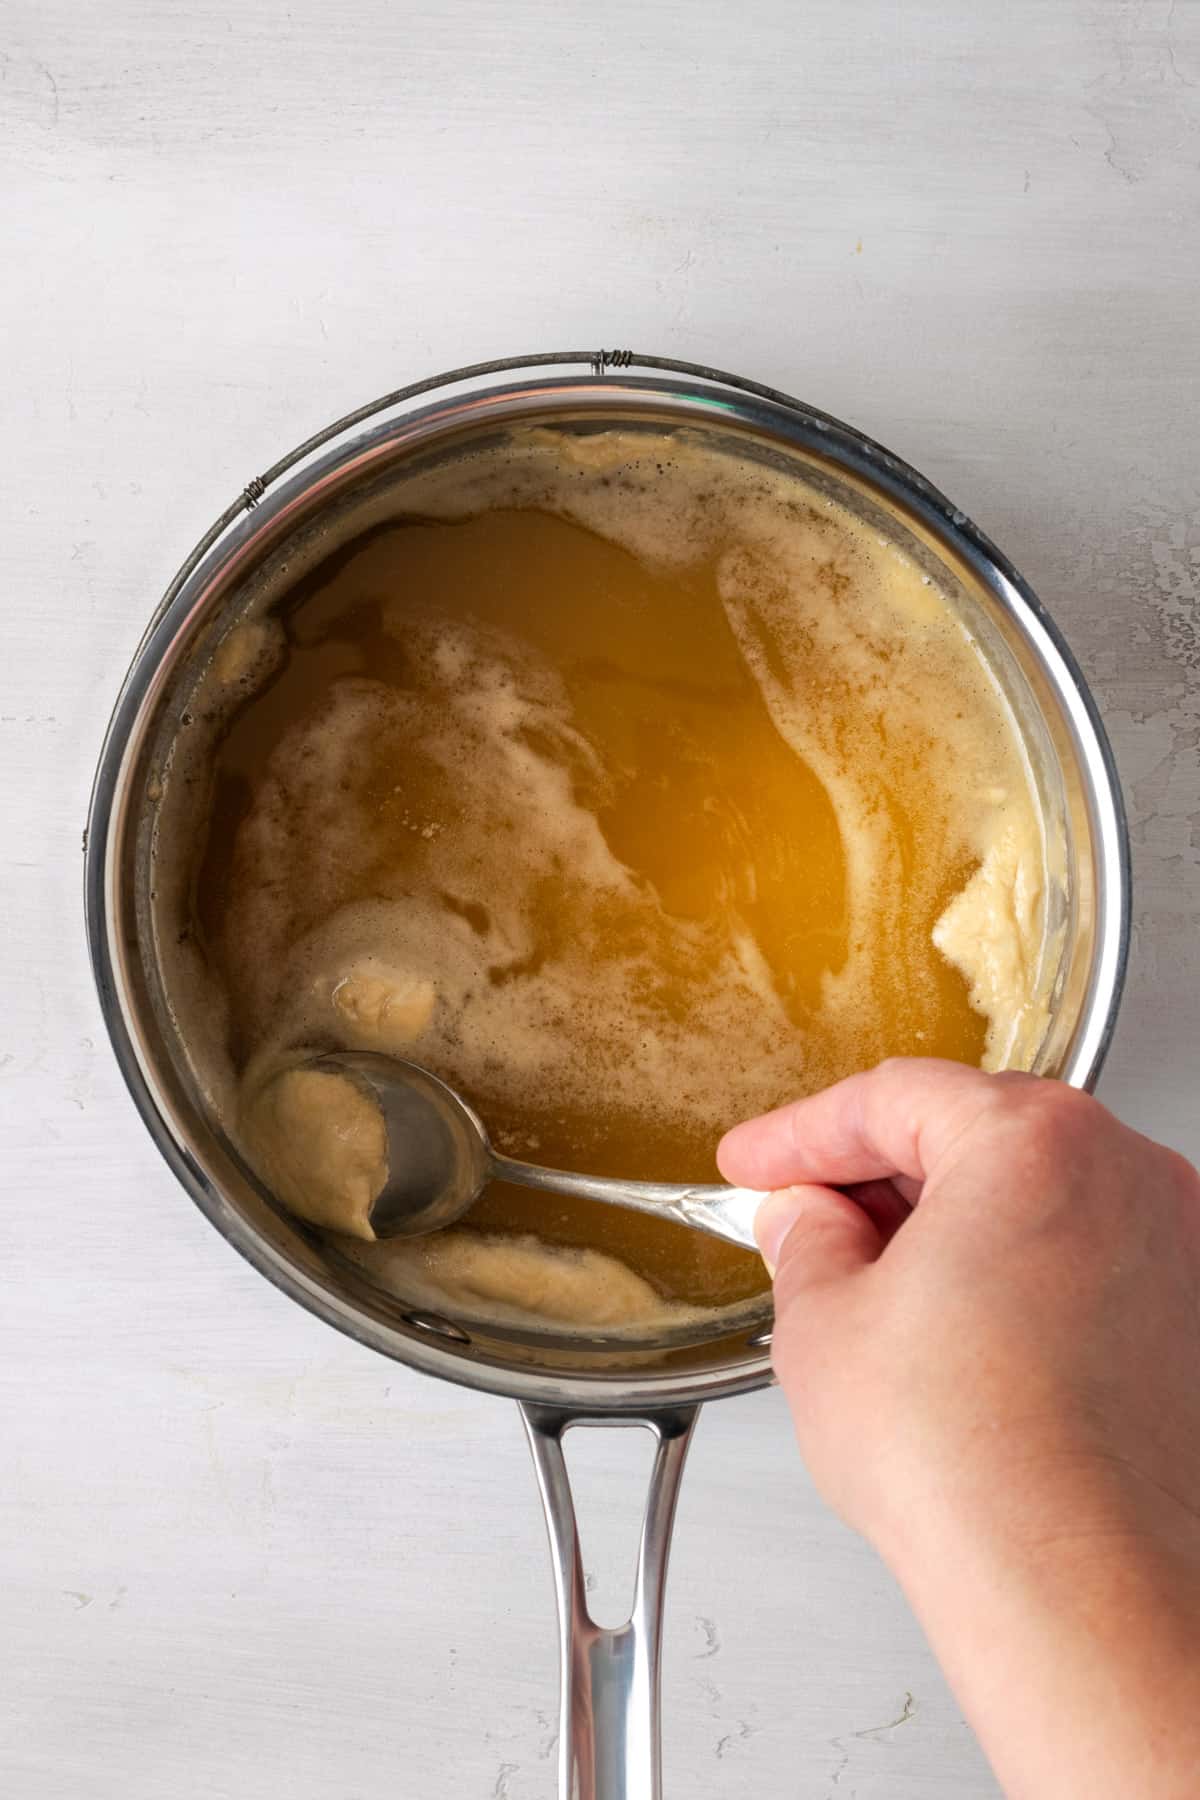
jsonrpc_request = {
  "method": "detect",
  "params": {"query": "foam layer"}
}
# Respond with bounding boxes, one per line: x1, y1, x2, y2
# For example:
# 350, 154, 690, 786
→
240, 1064, 387, 1239
342, 1231, 704, 1332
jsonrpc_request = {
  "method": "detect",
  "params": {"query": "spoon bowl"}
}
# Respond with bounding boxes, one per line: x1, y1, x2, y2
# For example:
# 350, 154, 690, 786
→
310, 1051, 766, 1252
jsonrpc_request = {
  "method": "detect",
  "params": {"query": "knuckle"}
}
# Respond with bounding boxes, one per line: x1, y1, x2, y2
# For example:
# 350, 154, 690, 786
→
784, 1098, 812, 1155
1160, 1144, 1200, 1201
772, 1215, 831, 1280
1000, 1078, 1102, 1151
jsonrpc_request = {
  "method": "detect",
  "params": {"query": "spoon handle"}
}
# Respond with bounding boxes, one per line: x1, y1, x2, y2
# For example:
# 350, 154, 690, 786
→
491, 1156, 765, 1252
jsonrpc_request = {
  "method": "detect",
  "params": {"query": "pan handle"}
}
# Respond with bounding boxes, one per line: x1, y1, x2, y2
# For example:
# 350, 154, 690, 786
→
520, 1403, 699, 1800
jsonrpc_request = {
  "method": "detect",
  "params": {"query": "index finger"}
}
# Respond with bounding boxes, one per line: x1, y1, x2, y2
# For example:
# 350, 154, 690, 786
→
717, 1057, 1027, 1191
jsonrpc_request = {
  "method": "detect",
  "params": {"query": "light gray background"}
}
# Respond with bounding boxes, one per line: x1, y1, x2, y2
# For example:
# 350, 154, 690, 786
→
3, 2, 1198, 1795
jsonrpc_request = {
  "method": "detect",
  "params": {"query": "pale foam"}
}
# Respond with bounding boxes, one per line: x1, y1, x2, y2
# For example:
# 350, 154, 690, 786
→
342, 1231, 705, 1332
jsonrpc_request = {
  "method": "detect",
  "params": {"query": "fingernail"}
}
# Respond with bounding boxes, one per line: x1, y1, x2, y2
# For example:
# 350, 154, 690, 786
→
755, 1186, 816, 1276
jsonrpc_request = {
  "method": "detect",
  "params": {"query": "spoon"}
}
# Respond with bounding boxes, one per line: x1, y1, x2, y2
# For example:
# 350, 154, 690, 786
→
308, 1051, 765, 1251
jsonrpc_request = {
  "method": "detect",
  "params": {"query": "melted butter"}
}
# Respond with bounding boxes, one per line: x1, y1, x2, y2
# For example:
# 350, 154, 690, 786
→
163, 429, 1054, 1327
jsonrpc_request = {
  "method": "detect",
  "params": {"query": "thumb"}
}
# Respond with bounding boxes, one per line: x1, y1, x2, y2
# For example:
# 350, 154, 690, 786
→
756, 1184, 882, 1284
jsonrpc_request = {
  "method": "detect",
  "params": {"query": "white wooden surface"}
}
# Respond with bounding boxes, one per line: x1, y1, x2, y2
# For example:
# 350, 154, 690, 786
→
3, 2, 1199, 1794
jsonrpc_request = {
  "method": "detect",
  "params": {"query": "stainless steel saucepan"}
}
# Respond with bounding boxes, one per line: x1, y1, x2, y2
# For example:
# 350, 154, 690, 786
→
85, 352, 1130, 1799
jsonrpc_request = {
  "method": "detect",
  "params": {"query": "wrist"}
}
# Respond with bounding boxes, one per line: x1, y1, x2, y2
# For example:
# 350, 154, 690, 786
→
877, 1460, 1200, 1800
877, 1437, 1200, 1598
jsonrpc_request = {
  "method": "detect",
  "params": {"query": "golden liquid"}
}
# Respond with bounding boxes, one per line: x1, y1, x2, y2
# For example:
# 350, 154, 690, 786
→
190, 499, 996, 1311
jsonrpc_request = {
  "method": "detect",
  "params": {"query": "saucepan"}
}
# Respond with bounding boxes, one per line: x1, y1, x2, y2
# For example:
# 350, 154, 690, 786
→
85, 352, 1130, 1798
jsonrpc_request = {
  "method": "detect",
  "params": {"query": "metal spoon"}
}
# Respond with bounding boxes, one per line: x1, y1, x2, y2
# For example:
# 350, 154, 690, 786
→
308, 1051, 765, 1251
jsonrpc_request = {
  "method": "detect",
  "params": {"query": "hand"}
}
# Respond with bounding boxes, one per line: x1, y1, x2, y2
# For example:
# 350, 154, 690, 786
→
718, 1059, 1200, 1800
